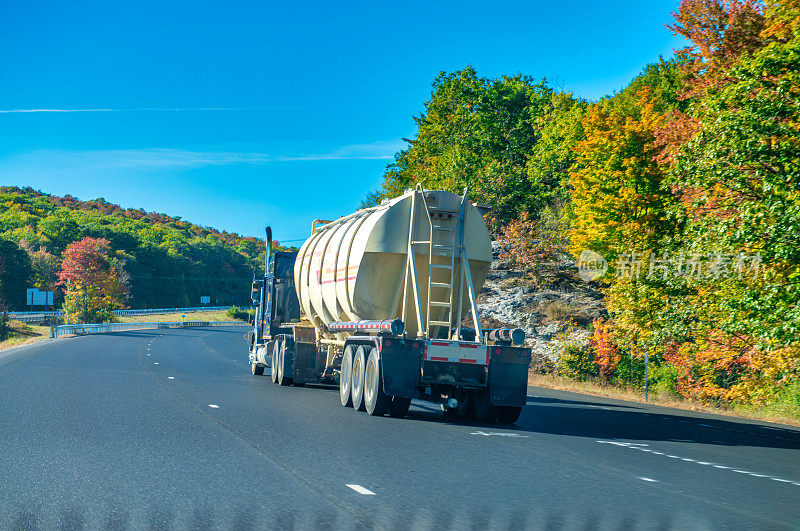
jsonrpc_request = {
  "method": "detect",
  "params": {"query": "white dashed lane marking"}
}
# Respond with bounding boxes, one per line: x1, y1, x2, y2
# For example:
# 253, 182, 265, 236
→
168, 376, 175, 380
153, 362, 159, 365
208, 404, 219, 408
470, 431, 530, 438
598, 441, 800, 486
346, 484, 376, 495
639, 477, 658, 482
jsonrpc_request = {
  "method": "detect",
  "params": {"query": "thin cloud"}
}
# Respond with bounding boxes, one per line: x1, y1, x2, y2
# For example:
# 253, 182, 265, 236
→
0, 108, 118, 113
16, 140, 406, 170
276, 140, 407, 162
0, 105, 356, 114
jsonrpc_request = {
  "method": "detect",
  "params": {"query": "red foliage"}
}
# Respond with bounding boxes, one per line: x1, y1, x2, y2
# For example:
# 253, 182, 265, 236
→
591, 320, 621, 380
59, 238, 112, 287
657, 1, 766, 167
58, 237, 128, 315
669, 0, 765, 92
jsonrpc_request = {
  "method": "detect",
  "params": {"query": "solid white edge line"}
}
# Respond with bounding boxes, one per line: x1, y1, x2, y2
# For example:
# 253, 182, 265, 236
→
346, 484, 376, 495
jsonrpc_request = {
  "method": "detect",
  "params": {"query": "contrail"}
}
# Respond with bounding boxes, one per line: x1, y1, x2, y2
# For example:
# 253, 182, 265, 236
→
0, 105, 351, 114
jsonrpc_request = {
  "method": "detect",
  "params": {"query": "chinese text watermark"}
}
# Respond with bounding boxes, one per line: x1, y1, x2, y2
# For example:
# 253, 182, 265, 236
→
578, 251, 763, 281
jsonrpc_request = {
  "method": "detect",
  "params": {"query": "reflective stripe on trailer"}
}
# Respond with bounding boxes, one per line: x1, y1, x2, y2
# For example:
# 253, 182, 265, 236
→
424, 340, 489, 364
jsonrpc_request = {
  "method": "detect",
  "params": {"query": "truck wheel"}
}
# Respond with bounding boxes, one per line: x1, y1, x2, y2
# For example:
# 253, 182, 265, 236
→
455, 390, 472, 419
277, 339, 292, 386
251, 361, 264, 376
270, 340, 279, 384
472, 390, 498, 423
339, 345, 354, 407
442, 389, 470, 419
389, 396, 411, 418
497, 406, 523, 425
364, 347, 390, 416
351, 345, 367, 411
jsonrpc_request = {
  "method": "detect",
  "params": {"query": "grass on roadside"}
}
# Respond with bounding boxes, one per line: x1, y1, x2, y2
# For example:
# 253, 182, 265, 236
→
529, 372, 800, 428
0, 321, 51, 351
116, 310, 247, 323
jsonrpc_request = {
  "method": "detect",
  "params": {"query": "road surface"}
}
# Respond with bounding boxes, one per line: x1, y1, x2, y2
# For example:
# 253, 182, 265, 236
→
1, 327, 798, 529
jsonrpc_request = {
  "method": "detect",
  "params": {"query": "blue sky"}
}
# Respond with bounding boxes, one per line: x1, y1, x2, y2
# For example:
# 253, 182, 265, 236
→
0, 0, 686, 242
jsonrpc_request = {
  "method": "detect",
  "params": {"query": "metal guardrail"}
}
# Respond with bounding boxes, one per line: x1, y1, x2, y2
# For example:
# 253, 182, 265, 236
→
113, 306, 231, 316
10, 307, 232, 318
54, 321, 246, 337
13, 315, 58, 324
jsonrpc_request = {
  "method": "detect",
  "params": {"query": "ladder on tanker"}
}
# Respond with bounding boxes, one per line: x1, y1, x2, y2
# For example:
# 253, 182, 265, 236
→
403, 184, 480, 340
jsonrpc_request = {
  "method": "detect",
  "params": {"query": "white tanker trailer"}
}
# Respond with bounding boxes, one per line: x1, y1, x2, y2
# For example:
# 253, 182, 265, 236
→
248, 185, 531, 423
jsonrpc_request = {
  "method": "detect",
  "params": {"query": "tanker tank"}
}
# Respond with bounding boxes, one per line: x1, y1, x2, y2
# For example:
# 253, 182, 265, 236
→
293, 188, 492, 339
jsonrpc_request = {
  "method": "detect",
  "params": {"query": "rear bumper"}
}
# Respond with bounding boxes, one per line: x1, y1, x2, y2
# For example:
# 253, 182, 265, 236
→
378, 338, 531, 406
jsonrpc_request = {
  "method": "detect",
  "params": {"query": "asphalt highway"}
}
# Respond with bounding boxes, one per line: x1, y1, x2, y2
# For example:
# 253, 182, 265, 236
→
1, 326, 799, 529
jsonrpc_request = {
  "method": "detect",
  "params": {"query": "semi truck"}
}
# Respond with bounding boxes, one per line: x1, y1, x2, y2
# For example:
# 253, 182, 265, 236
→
248, 185, 531, 423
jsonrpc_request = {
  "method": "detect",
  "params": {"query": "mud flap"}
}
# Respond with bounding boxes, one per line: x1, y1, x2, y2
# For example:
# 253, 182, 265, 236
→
489, 347, 532, 407
380, 343, 420, 399
292, 339, 318, 384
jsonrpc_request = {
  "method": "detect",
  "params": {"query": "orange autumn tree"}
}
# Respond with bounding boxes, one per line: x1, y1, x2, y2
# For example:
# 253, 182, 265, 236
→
59, 237, 128, 323
569, 89, 673, 261
591, 320, 621, 380
655, 0, 800, 405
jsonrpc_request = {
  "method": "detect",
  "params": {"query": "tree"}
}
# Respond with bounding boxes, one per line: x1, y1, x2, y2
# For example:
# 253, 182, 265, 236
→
568, 89, 674, 260
653, 0, 800, 403
0, 187, 260, 308
58, 237, 128, 323
0, 239, 33, 310
374, 67, 556, 229
19, 241, 60, 291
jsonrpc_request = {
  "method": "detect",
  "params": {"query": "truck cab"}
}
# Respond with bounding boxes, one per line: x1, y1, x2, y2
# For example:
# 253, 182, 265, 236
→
249, 251, 300, 374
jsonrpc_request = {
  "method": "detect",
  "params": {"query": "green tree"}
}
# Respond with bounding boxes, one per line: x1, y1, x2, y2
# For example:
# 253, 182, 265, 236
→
374, 67, 556, 229
0, 239, 33, 310
20, 241, 61, 291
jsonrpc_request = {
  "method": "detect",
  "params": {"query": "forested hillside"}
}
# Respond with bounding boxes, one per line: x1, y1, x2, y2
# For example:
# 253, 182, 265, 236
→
0, 186, 277, 309
370, 0, 800, 414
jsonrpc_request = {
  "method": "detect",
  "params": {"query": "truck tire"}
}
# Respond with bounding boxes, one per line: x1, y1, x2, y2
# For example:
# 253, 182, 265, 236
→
251, 361, 264, 376
497, 406, 522, 424
351, 345, 367, 411
388, 396, 411, 418
472, 390, 498, 423
442, 389, 470, 419
277, 339, 292, 386
270, 340, 279, 384
339, 345, 354, 407
249, 337, 262, 375
455, 389, 472, 419
364, 347, 390, 416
